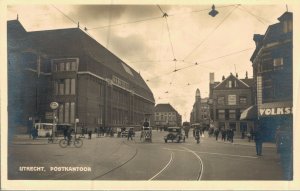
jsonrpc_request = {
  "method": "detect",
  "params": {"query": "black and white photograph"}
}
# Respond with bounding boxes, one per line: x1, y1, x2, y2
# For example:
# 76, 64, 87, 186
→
1, 0, 300, 190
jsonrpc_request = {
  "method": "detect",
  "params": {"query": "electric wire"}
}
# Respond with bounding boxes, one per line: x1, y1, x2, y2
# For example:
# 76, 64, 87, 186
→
86, 4, 237, 31
157, 5, 165, 15
183, 5, 240, 61
87, 16, 163, 30
146, 47, 253, 82
51, 5, 78, 26
238, 5, 271, 24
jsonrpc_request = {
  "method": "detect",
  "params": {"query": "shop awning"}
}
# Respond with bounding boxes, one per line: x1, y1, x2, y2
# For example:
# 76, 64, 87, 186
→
240, 105, 257, 120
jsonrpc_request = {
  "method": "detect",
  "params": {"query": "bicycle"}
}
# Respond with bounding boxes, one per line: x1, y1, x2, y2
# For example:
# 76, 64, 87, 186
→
48, 136, 58, 143
59, 136, 83, 148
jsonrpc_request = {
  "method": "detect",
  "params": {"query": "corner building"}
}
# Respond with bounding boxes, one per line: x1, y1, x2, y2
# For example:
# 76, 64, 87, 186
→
8, 20, 155, 132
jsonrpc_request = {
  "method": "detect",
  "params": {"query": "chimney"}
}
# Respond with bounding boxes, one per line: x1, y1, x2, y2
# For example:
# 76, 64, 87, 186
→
222, 75, 225, 81
209, 73, 215, 84
245, 71, 248, 79
236, 73, 238, 78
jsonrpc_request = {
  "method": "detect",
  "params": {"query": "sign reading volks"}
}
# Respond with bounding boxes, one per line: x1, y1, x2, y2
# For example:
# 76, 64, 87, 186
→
259, 107, 293, 116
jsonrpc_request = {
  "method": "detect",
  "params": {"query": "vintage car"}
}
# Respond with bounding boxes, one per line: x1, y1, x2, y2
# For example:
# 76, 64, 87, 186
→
164, 127, 185, 143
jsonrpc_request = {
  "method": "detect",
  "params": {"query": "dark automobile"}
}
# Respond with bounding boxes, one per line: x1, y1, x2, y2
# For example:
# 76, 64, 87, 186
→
164, 127, 185, 143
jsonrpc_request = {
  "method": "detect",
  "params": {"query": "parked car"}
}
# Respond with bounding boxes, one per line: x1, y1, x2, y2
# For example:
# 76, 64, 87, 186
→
164, 127, 185, 143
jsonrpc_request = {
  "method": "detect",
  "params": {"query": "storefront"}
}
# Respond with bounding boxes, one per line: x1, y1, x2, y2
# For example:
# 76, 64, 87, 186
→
258, 101, 293, 142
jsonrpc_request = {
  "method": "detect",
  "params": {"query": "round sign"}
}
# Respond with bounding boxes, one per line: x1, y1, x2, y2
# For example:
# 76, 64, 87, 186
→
50, 102, 59, 110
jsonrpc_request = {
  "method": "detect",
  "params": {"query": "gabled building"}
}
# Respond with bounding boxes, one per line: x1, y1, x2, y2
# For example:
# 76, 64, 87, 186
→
8, 19, 155, 133
154, 103, 182, 128
210, 73, 254, 135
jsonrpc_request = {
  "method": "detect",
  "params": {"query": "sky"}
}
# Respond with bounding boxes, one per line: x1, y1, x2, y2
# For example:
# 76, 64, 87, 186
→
6, 3, 294, 121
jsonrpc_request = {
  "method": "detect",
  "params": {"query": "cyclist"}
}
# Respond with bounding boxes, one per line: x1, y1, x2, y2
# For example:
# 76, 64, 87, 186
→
195, 127, 200, 144
67, 128, 74, 145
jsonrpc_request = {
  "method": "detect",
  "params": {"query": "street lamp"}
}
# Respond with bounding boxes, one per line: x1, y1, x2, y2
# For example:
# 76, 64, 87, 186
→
209, 5, 219, 17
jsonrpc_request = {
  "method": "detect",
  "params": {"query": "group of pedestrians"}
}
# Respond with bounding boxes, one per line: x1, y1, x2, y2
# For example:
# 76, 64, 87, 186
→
212, 128, 235, 143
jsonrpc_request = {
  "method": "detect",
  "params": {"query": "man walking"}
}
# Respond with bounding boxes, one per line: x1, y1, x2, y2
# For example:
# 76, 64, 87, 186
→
254, 126, 263, 156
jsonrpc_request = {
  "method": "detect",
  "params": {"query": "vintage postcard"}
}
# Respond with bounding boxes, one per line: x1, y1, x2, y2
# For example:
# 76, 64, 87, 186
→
1, 0, 300, 190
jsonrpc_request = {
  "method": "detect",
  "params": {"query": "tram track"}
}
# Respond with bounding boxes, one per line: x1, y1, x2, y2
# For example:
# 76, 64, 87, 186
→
92, 141, 138, 180
181, 146, 204, 180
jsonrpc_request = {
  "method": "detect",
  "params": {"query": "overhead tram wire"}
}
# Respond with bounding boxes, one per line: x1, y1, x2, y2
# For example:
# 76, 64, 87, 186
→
87, 16, 163, 31
179, 47, 254, 71
51, 5, 78, 26
86, 5, 237, 31
238, 5, 271, 25
146, 47, 254, 82
183, 5, 240, 61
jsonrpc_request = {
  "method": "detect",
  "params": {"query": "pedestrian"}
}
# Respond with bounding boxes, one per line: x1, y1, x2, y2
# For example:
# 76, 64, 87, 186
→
241, 130, 245, 139
127, 128, 134, 140
80, 127, 85, 138
254, 126, 263, 156
88, 130, 92, 139
229, 129, 234, 143
33, 127, 38, 139
214, 128, 220, 141
221, 128, 226, 141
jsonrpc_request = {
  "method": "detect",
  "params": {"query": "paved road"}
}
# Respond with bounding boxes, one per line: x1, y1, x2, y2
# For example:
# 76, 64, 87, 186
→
8, 131, 285, 180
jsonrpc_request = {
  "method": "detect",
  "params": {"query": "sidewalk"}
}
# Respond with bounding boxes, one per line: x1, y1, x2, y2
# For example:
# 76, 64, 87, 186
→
10, 134, 49, 145
202, 131, 276, 148
214, 137, 276, 148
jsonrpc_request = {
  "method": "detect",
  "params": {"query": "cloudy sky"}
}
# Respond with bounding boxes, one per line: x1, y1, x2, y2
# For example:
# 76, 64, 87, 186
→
7, 3, 294, 121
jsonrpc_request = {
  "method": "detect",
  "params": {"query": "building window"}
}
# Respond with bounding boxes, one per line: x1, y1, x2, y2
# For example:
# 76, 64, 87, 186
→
217, 96, 225, 105
65, 79, 70, 95
218, 109, 225, 119
228, 95, 236, 105
239, 96, 247, 105
71, 79, 76, 95
59, 80, 64, 95
53, 63, 57, 72
65, 62, 70, 71
70, 102, 75, 123
59, 62, 64, 71
229, 109, 236, 119
54, 81, 58, 95
228, 81, 232, 88
65, 102, 69, 123
273, 58, 283, 70
58, 104, 64, 123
